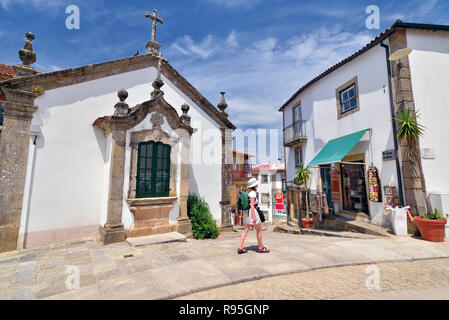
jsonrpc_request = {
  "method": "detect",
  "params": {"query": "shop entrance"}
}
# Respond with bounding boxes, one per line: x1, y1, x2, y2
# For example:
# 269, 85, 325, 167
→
340, 162, 368, 215
320, 165, 333, 212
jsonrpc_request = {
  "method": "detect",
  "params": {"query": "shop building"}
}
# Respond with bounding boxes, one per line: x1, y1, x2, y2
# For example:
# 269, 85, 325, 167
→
280, 21, 449, 233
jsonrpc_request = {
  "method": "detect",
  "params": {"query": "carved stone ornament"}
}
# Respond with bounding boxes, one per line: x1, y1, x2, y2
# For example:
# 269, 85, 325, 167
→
19, 32, 36, 66
113, 89, 129, 117
150, 112, 164, 128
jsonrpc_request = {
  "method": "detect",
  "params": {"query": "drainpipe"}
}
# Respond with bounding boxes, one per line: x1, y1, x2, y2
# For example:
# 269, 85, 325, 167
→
380, 41, 405, 206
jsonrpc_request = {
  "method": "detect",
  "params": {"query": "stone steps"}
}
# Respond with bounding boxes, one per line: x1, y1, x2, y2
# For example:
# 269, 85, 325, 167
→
126, 232, 187, 247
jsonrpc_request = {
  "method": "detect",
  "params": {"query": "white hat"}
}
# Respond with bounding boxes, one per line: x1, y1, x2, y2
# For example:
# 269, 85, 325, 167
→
247, 177, 260, 189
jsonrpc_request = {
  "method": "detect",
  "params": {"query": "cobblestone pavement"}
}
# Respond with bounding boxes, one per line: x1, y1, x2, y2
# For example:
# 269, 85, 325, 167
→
178, 258, 449, 300
0, 228, 448, 300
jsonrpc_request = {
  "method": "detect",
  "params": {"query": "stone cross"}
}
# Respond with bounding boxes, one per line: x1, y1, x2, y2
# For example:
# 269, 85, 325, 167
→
145, 9, 164, 42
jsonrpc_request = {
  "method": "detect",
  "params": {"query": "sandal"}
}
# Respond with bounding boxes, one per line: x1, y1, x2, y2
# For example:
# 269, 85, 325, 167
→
257, 247, 270, 253
237, 248, 247, 254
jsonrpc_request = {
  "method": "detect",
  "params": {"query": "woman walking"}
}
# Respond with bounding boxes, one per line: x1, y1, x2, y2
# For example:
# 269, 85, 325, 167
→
237, 178, 269, 254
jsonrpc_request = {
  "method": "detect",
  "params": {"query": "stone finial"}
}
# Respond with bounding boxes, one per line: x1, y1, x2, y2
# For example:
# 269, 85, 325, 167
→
151, 79, 164, 99
19, 32, 36, 66
180, 103, 191, 126
151, 54, 165, 99
113, 89, 129, 117
217, 91, 228, 118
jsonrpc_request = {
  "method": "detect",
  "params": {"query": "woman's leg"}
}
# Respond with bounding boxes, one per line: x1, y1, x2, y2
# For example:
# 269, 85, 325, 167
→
254, 224, 263, 250
239, 225, 250, 249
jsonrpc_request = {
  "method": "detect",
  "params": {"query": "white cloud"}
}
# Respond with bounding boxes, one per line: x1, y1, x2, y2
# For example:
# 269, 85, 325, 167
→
205, 0, 261, 9
168, 25, 375, 130
0, 0, 66, 10
170, 34, 218, 59
226, 30, 239, 49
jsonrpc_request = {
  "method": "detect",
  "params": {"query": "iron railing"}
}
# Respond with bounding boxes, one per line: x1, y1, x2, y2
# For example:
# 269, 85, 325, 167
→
283, 120, 307, 145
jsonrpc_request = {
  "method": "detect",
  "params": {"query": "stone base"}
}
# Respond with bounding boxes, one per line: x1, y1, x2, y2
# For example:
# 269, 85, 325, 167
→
100, 225, 126, 245
175, 217, 192, 235
145, 40, 161, 54
14, 64, 37, 77
0, 227, 19, 253
127, 197, 177, 238
220, 224, 234, 232
127, 225, 174, 238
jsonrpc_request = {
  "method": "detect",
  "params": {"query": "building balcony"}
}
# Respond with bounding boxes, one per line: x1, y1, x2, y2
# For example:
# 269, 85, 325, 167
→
283, 120, 307, 147
232, 170, 252, 180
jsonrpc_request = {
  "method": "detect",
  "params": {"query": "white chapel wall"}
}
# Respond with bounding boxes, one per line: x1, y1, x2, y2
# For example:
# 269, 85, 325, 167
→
21, 65, 225, 246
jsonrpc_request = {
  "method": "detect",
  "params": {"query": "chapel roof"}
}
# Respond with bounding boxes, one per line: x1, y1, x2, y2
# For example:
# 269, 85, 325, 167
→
0, 54, 236, 130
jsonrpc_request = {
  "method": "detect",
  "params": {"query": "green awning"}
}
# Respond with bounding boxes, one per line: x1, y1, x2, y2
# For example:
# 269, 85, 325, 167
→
308, 129, 368, 166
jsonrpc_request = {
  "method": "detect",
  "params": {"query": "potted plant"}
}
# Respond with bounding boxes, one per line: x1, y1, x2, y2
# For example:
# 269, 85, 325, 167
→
413, 209, 447, 242
296, 163, 313, 229
394, 108, 446, 241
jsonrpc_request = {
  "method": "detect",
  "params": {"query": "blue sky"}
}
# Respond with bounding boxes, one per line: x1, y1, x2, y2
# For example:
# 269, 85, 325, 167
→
1, 0, 448, 162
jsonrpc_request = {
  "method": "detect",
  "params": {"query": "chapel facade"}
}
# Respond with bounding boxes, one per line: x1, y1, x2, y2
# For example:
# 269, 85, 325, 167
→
0, 14, 236, 252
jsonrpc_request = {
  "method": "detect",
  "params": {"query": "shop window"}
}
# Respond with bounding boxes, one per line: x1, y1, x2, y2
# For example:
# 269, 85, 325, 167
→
136, 141, 171, 198
340, 162, 368, 213
336, 76, 360, 119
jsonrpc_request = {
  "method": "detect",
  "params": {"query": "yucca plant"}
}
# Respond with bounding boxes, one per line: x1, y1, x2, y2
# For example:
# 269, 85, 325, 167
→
296, 163, 313, 220
394, 108, 425, 142
394, 108, 432, 215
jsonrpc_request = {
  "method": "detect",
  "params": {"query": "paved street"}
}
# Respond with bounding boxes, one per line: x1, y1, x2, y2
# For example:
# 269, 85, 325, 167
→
0, 227, 448, 300
180, 258, 449, 300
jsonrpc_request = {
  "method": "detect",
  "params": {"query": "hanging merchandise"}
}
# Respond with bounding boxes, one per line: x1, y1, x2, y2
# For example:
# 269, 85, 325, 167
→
316, 194, 322, 222
368, 167, 382, 202
322, 194, 329, 215
384, 186, 400, 207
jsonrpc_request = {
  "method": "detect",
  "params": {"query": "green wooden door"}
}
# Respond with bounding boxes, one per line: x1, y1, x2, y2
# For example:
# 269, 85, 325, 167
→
136, 141, 171, 198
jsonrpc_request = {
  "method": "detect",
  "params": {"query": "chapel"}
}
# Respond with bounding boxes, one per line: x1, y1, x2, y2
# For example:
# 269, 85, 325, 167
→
0, 10, 236, 252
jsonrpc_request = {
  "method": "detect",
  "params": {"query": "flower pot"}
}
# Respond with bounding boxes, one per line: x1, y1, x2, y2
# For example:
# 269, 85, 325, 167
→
294, 178, 303, 186
414, 216, 447, 242
302, 218, 314, 229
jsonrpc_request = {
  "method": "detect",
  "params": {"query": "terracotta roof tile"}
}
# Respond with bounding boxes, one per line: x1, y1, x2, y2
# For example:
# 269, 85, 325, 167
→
233, 149, 255, 157
0, 64, 15, 77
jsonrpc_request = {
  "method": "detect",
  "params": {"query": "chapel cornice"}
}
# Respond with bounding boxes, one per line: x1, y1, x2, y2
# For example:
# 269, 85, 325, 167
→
93, 87, 194, 137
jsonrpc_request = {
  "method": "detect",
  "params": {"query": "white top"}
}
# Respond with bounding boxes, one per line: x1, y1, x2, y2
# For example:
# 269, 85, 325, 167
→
244, 190, 261, 225
248, 190, 258, 205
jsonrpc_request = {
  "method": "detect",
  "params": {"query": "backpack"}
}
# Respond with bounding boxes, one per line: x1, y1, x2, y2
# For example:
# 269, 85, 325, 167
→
237, 190, 250, 210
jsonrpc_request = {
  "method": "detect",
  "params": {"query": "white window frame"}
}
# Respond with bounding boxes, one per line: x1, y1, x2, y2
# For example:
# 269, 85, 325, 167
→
339, 84, 357, 113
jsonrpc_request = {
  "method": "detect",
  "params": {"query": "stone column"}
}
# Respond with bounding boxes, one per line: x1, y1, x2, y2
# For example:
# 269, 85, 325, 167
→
389, 28, 428, 229
100, 121, 127, 244
176, 129, 192, 234
220, 128, 233, 230
0, 89, 38, 252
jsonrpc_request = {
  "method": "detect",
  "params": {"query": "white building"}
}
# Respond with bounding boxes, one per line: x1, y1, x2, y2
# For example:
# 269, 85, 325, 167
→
252, 162, 286, 223
280, 21, 449, 234
0, 31, 236, 252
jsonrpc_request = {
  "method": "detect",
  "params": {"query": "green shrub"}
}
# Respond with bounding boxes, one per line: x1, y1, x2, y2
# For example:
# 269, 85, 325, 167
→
187, 193, 219, 239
